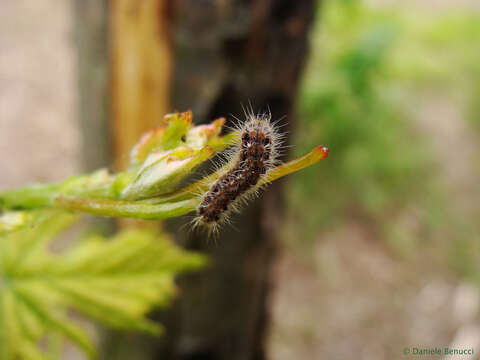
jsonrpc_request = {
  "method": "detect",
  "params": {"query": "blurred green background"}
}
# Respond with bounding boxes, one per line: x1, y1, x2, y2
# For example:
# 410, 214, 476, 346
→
272, 0, 480, 358
292, 0, 480, 247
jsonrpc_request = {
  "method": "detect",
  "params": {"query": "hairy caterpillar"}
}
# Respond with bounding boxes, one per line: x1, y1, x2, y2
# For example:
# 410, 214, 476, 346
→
194, 110, 283, 232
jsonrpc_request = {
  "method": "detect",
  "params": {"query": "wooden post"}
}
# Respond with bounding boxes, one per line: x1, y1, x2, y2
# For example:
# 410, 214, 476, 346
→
110, 0, 172, 171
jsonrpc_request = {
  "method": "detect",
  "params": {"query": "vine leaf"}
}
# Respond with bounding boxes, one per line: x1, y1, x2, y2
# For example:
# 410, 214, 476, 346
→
0, 211, 207, 359
0, 211, 40, 236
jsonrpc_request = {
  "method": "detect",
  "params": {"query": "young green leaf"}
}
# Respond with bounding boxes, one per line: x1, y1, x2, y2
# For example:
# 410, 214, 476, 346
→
0, 211, 207, 359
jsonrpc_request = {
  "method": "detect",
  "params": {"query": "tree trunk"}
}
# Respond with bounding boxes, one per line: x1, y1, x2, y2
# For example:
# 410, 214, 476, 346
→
163, 2, 317, 359
74, 1, 317, 359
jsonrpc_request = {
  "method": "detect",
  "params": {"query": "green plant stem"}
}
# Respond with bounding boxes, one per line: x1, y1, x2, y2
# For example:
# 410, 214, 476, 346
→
0, 184, 60, 209
261, 145, 329, 185
55, 197, 198, 220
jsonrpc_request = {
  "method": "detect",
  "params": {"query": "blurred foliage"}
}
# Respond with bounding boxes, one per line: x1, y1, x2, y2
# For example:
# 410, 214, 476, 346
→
292, 0, 429, 242
291, 0, 480, 250
0, 212, 42, 236
0, 211, 206, 359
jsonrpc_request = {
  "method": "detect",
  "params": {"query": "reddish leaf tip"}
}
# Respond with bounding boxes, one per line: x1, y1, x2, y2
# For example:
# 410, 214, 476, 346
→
315, 145, 329, 158
213, 117, 226, 126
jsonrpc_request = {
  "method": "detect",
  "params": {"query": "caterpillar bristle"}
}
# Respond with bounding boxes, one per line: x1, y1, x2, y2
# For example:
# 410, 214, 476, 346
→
194, 109, 284, 232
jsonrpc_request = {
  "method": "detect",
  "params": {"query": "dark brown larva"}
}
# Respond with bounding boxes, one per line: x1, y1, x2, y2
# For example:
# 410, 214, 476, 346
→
197, 120, 274, 224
